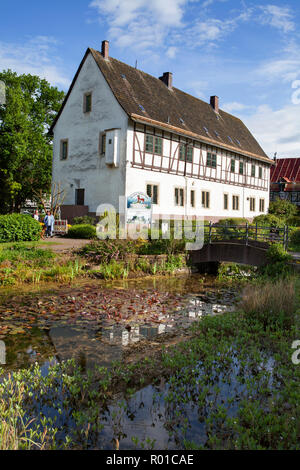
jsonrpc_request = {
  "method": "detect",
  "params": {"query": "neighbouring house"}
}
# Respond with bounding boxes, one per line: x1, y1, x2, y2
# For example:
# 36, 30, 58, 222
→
50, 40, 273, 223
270, 157, 300, 207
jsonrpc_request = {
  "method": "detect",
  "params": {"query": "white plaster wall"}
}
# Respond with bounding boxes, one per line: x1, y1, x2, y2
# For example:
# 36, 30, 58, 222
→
52, 52, 128, 213
125, 166, 269, 220
126, 126, 270, 220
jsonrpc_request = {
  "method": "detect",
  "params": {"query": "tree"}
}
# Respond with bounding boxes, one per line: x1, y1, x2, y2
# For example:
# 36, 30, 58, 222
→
268, 199, 298, 221
0, 70, 65, 213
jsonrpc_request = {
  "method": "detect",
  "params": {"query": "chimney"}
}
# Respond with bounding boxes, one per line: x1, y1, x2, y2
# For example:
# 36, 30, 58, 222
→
101, 40, 109, 59
210, 95, 219, 113
159, 72, 173, 89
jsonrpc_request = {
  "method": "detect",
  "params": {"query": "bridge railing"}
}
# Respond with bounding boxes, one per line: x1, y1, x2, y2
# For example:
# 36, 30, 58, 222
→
200, 223, 289, 250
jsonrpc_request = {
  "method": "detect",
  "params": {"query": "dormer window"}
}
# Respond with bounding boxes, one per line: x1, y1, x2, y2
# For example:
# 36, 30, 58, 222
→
84, 92, 92, 113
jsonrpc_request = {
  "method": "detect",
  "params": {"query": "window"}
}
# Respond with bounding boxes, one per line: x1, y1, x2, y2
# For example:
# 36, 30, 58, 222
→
60, 139, 68, 160
145, 135, 163, 155
84, 93, 92, 113
179, 144, 193, 163
239, 161, 244, 175
251, 164, 256, 177
146, 184, 158, 205
259, 199, 265, 212
259, 167, 263, 179
75, 189, 85, 206
207, 152, 217, 169
250, 197, 256, 212
232, 195, 239, 211
175, 188, 184, 207
201, 191, 210, 209
231, 159, 235, 173
99, 132, 106, 155
190, 190, 195, 208
224, 193, 229, 210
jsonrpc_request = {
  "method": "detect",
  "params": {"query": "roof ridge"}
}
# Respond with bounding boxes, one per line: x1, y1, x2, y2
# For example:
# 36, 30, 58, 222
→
91, 48, 242, 120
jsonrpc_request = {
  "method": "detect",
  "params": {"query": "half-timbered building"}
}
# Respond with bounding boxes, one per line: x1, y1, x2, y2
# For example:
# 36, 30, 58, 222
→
50, 41, 273, 222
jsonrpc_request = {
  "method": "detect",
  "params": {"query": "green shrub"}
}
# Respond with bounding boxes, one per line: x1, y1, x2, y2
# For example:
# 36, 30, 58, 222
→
67, 224, 96, 239
286, 215, 300, 227
266, 243, 292, 263
0, 214, 41, 243
79, 239, 138, 263
269, 199, 298, 221
259, 244, 292, 279
72, 216, 96, 226
212, 218, 248, 241
289, 228, 300, 246
137, 237, 186, 255
252, 214, 284, 228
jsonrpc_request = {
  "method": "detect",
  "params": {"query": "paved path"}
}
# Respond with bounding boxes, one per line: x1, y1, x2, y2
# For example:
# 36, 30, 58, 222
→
40, 237, 90, 253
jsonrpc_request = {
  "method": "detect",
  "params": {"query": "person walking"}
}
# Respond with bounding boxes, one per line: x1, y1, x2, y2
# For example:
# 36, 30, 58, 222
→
33, 210, 39, 221
44, 211, 55, 238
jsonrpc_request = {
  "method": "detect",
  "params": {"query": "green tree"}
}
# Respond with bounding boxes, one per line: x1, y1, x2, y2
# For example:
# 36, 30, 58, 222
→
0, 70, 65, 213
268, 199, 298, 221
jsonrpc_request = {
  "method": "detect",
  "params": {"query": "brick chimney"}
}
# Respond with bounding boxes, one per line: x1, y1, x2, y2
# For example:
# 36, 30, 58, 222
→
159, 72, 173, 89
101, 40, 109, 59
210, 95, 219, 113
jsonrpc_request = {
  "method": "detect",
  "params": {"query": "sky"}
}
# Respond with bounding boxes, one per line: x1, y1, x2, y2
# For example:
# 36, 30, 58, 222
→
0, 0, 300, 158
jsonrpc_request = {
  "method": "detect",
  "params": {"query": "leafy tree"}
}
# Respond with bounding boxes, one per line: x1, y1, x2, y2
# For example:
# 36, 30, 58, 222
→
268, 199, 298, 221
0, 70, 65, 213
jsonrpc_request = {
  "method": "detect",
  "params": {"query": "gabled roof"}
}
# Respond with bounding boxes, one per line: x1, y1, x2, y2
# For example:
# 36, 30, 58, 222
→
271, 158, 300, 183
50, 47, 272, 165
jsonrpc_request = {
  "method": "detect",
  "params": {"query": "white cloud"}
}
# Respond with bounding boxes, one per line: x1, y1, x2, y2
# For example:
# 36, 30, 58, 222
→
166, 47, 178, 59
90, 0, 187, 28
222, 101, 251, 113
90, 0, 190, 53
0, 36, 70, 88
244, 103, 300, 158
259, 4, 295, 34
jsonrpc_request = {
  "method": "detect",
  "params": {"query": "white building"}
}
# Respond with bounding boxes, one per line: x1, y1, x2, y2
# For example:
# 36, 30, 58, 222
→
50, 41, 273, 223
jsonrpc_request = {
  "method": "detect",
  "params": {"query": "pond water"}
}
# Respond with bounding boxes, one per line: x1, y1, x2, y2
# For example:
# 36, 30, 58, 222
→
0, 275, 284, 450
0, 275, 237, 371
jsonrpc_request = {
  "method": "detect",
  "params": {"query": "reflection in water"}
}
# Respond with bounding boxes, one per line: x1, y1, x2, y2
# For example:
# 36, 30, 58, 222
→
1, 275, 237, 371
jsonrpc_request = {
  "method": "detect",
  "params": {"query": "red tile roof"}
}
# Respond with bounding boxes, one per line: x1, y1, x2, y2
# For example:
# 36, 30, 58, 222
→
271, 158, 300, 183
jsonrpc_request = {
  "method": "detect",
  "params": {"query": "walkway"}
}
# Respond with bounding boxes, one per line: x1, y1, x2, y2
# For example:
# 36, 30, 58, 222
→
40, 237, 90, 253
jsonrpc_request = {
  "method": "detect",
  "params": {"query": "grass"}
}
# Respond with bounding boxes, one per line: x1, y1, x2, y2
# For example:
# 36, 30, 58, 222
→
0, 277, 299, 450
0, 243, 86, 286
241, 279, 296, 329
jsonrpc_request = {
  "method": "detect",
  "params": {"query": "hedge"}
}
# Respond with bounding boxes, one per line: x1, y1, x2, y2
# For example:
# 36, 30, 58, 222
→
67, 224, 97, 239
0, 214, 42, 243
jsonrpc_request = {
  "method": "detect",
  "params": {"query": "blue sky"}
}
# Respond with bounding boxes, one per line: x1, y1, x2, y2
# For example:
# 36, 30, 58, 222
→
1, 0, 300, 157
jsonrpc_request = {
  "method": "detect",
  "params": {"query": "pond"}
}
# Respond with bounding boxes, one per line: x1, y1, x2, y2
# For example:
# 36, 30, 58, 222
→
0, 275, 294, 450
0, 275, 238, 371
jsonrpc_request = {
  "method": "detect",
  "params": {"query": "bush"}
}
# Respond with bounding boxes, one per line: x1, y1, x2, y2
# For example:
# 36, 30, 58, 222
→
290, 228, 300, 246
269, 199, 298, 221
67, 224, 96, 239
252, 214, 284, 228
79, 239, 138, 263
259, 243, 292, 279
0, 214, 41, 242
241, 279, 296, 329
286, 215, 300, 227
213, 218, 249, 241
72, 216, 96, 226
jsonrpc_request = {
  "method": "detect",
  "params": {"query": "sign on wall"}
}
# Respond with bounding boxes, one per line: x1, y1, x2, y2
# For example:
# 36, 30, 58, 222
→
126, 192, 152, 226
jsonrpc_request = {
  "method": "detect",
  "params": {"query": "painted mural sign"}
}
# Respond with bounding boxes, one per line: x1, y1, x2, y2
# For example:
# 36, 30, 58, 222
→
126, 192, 152, 226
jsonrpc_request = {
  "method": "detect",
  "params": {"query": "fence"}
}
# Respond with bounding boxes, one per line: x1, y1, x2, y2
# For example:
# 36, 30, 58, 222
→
203, 223, 289, 250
